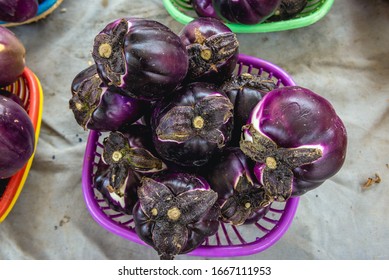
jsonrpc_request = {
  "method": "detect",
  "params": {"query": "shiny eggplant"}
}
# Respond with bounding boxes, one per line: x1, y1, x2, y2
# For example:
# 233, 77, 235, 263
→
178, 17, 239, 84
0, 95, 35, 179
151, 82, 234, 167
92, 18, 188, 101
101, 124, 167, 190
221, 73, 276, 146
69, 65, 148, 132
0, 26, 25, 87
205, 147, 271, 225
0, 0, 38, 23
133, 172, 220, 260
212, 0, 281, 25
240, 86, 347, 201
192, 0, 219, 19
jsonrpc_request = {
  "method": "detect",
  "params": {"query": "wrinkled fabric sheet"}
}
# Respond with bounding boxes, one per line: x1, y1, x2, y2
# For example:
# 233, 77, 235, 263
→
1, 0, 388, 260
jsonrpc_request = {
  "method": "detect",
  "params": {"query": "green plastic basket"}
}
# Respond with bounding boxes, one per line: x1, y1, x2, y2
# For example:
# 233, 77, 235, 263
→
163, 0, 334, 33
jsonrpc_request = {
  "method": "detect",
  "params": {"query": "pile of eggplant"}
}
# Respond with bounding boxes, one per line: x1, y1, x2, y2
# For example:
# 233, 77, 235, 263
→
70, 16, 347, 260
0, 26, 35, 191
191, 0, 308, 24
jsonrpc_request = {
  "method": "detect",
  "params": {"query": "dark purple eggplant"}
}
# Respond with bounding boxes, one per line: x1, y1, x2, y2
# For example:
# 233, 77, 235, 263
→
151, 82, 234, 167
0, 95, 35, 179
192, 0, 220, 19
221, 73, 276, 146
133, 172, 220, 260
212, 0, 281, 24
205, 147, 271, 225
0, 0, 38, 23
267, 0, 307, 22
69, 65, 148, 132
94, 159, 140, 215
92, 18, 188, 101
240, 86, 347, 200
101, 124, 167, 190
179, 17, 239, 84
0, 26, 25, 87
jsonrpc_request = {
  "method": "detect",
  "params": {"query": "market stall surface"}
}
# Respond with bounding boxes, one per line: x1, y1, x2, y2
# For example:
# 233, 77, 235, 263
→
1, 0, 388, 260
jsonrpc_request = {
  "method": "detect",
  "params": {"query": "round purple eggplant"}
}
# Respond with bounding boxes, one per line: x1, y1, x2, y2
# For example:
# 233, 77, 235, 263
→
0, 26, 25, 87
92, 18, 188, 101
212, 0, 281, 25
0, 95, 35, 179
192, 0, 219, 19
205, 147, 271, 225
178, 17, 239, 84
267, 0, 307, 22
101, 124, 167, 190
0, 0, 38, 23
133, 172, 220, 260
151, 82, 234, 167
94, 159, 140, 215
240, 86, 347, 200
69, 65, 148, 132
221, 73, 276, 146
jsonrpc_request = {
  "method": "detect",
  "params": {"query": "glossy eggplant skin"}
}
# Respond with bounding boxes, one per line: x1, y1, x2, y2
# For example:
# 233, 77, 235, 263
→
92, 18, 188, 101
69, 65, 148, 132
94, 159, 140, 215
0, 0, 38, 23
133, 172, 220, 260
0, 26, 26, 87
205, 147, 270, 225
192, 0, 219, 19
240, 86, 347, 199
212, 0, 281, 24
0, 95, 35, 179
221, 73, 276, 146
151, 82, 234, 167
179, 17, 239, 84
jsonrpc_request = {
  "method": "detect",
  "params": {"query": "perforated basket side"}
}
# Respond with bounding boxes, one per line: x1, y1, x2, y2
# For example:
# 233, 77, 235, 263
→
82, 54, 299, 257
163, 0, 334, 33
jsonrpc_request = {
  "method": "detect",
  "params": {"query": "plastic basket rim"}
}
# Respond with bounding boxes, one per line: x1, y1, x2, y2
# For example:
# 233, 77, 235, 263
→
0, 0, 64, 27
162, 0, 335, 33
81, 54, 300, 258
0, 67, 44, 222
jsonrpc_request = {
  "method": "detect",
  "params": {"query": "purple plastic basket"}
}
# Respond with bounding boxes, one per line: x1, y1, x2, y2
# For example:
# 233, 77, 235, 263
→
82, 54, 299, 258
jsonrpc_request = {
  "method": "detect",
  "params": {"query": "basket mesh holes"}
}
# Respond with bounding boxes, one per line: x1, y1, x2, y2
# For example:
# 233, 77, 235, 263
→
172, 0, 194, 11
101, 205, 135, 229
269, 201, 287, 212
233, 64, 281, 87
202, 221, 277, 247
4, 76, 30, 111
